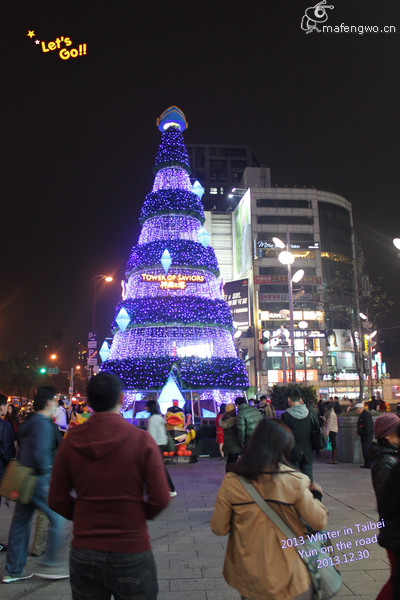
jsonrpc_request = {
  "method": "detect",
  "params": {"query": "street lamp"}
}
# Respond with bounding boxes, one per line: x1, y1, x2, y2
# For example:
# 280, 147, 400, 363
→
393, 238, 400, 251
91, 274, 113, 333
274, 232, 304, 383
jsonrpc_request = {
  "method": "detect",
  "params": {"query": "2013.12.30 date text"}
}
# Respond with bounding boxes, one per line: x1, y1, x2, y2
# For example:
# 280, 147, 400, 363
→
317, 550, 369, 568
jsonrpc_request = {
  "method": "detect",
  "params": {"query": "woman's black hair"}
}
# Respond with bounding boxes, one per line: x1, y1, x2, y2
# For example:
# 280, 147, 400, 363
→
218, 404, 226, 415
146, 400, 160, 415
234, 419, 295, 480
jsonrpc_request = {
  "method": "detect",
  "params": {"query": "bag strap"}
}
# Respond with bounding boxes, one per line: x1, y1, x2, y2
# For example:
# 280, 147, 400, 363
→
238, 476, 297, 541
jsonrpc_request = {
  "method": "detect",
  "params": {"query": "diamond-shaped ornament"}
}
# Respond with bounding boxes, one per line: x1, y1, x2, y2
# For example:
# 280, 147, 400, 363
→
197, 227, 211, 248
116, 308, 130, 332
99, 341, 110, 362
192, 180, 205, 200
161, 249, 172, 274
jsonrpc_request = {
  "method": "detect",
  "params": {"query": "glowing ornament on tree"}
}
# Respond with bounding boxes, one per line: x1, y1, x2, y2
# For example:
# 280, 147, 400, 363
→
192, 180, 205, 199
197, 227, 211, 248
99, 341, 110, 362
116, 308, 130, 332
161, 249, 172, 274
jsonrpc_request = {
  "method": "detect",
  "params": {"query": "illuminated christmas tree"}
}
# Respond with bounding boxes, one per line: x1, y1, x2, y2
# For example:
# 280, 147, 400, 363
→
100, 107, 249, 410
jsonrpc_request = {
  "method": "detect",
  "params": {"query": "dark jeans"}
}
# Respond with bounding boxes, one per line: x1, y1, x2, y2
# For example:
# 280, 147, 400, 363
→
377, 549, 400, 600
158, 446, 175, 492
6, 474, 66, 574
292, 456, 313, 482
361, 435, 373, 467
70, 548, 158, 600
329, 431, 337, 451
226, 454, 240, 473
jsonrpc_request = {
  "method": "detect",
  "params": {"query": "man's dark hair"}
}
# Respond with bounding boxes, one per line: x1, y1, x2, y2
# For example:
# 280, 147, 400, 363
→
146, 400, 160, 416
34, 386, 57, 412
0, 393, 8, 406
87, 373, 122, 412
58, 398, 65, 407
259, 395, 267, 402
234, 419, 295, 480
288, 387, 302, 403
235, 397, 247, 406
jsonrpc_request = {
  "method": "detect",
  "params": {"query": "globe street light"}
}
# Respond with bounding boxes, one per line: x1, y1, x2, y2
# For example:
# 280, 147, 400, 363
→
393, 238, 400, 251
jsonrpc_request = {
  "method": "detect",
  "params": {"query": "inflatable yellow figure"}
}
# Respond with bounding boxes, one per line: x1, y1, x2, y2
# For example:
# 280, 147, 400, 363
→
165, 404, 196, 456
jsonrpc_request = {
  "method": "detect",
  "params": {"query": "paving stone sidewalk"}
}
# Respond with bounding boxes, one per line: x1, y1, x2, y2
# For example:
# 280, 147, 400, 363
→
0, 454, 390, 599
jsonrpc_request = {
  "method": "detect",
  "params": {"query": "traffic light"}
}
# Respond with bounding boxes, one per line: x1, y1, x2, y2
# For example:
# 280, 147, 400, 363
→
259, 330, 270, 351
38, 366, 47, 374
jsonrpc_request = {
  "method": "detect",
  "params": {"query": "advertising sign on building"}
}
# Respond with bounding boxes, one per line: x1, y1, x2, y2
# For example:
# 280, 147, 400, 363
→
256, 240, 319, 250
233, 190, 252, 279
254, 275, 322, 285
223, 279, 250, 328
326, 329, 357, 352
259, 293, 320, 303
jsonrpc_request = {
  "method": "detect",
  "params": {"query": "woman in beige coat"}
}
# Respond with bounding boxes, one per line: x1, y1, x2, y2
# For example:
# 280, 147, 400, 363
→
210, 419, 328, 600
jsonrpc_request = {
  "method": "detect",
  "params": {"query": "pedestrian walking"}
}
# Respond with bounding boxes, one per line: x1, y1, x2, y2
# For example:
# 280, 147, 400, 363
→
258, 396, 275, 419
355, 402, 374, 468
54, 398, 68, 432
324, 401, 339, 464
210, 418, 328, 600
0, 394, 16, 552
235, 397, 262, 448
368, 414, 400, 599
281, 387, 315, 481
2, 386, 67, 583
31, 417, 63, 557
146, 399, 177, 497
48, 373, 170, 600
220, 403, 242, 472
4, 403, 19, 436
215, 404, 226, 459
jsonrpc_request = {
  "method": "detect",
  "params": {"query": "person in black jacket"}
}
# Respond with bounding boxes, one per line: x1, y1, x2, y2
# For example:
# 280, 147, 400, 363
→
281, 387, 314, 481
0, 394, 16, 552
368, 414, 400, 599
355, 402, 373, 468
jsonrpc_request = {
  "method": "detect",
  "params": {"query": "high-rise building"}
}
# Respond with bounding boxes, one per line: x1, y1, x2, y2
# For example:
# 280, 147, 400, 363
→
186, 143, 263, 210
205, 167, 360, 395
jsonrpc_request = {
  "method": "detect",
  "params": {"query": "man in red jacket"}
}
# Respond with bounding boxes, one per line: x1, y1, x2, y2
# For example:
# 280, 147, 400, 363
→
48, 373, 170, 600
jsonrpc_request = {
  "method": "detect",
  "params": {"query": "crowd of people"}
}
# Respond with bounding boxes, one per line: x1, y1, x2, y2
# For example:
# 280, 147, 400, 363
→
0, 380, 399, 599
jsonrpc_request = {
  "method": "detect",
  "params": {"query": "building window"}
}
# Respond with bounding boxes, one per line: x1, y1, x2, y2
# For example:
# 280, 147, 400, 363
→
257, 199, 311, 209
257, 216, 314, 225
210, 187, 218, 195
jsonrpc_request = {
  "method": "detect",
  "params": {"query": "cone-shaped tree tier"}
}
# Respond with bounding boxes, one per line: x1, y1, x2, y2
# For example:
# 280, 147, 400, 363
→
101, 107, 249, 393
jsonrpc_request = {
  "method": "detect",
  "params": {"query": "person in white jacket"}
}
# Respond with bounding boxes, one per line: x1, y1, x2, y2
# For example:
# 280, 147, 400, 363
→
324, 401, 338, 464
146, 400, 177, 497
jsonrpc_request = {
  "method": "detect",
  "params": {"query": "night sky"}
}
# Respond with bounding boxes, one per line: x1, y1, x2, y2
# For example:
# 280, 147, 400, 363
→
3, 1, 400, 361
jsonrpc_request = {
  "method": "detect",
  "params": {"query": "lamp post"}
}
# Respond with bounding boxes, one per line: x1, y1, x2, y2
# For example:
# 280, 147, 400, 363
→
273, 232, 304, 383
298, 320, 308, 383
